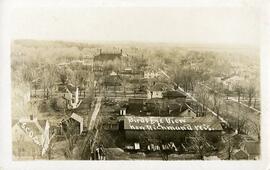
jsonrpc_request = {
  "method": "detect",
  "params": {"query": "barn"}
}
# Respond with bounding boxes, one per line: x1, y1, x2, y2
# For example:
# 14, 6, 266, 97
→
123, 116, 223, 144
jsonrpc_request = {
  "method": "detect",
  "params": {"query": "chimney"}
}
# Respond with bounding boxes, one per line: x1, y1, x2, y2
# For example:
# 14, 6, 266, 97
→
120, 49, 122, 55
30, 114, 33, 120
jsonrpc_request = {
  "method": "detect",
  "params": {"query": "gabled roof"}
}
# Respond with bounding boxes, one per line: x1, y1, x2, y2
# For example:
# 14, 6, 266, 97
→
124, 115, 223, 131
13, 118, 50, 145
110, 71, 118, 76
15, 118, 45, 134
71, 113, 83, 124
70, 113, 84, 134
22, 122, 42, 135
149, 83, 169, 91
163, 90, 187, 98
94, 52, 122, 61
179, 108, 197, 117
66, 83, 76, 93
37, 120, 47, 129
13, 119, 49, 147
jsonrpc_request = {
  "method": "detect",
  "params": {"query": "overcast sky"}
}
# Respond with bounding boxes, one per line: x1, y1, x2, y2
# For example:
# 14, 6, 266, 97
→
11, 6, 260, 46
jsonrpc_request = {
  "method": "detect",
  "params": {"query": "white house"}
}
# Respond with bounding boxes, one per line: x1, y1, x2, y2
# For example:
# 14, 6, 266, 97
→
60, 113, 84, 135
144, 71, 160, 79
70, 113, 84, 134
147, 83, 168, 99
65, 87, 82, 110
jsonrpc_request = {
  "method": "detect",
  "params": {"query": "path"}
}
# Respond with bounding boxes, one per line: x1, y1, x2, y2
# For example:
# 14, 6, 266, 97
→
228, 97, 260, 114
88, 96, 102, 130
81, 96, 102, 159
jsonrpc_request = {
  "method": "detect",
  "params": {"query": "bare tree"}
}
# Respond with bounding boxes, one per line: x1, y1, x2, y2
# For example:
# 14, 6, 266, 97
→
15, 135, 25, 159
62, 120, 79, 159
209, 89, 223, 119
189, 131, 209, 160
194, 86, 209, 116
250, 120, 260, 141
223, 88, 230, 100
234, 84, 244, 103
246, 85, 256, 106
46, 135, 57, 160
237, 116, 248, 134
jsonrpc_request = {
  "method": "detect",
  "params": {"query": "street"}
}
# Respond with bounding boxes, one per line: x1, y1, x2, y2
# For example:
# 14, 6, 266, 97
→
88, 96, 102, 130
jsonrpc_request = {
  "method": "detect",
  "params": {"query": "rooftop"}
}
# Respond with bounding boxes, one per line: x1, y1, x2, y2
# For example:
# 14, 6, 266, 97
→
163, 90, 187, 98
94, 49, 122, 61
149, 82, 170, 91
124, 115, 223, 131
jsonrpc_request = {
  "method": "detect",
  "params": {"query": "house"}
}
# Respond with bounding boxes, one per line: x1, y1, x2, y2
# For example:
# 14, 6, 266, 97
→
147, 83, 169, 99
119, 108, 127, 116
103, 72, 122, 89
178, 108, 197, 117
12, 116, 51, 159
123, 115, 223, 143
102, 118, 119, 131
144, 71, 160, 79
64, 87, 82, 110
60, 113, 84, 135
121, 67, 133, 75
163, 90, 187, 100
94, 49, 122, 62
127, 98, 190, 116
128, 98, 145, 113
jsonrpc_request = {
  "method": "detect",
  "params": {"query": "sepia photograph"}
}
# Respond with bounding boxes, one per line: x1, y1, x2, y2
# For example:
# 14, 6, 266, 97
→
1, 0, 270, 169
9, 4, 261, 161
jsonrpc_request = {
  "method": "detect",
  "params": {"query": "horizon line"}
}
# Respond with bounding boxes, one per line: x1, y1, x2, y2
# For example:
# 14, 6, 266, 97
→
12, 38, 260, 49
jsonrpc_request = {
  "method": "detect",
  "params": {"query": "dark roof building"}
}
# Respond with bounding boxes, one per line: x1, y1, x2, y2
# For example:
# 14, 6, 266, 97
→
60, 113, 84, 135
163, 90, 187, 99
128, 98, 145, 113
123, 115, 223, 142
94, 49, 122, 62
12, 117, 51, 159
124, 116, 223, 131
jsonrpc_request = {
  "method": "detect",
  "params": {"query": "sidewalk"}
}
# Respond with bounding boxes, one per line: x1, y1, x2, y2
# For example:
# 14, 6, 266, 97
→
88, 97, 102, 130
228, 97, 260, 114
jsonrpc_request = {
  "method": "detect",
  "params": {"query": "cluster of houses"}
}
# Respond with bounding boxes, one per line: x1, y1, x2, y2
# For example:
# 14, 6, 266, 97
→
12, 48, 260, 160
94, 49, 260, 160
92, 50, 221, 156
12, 115, 51, 159
12, 112, 85, 159
13, 79, 89, 159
